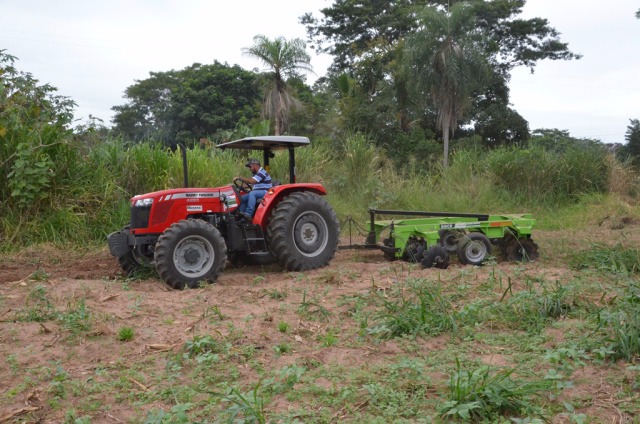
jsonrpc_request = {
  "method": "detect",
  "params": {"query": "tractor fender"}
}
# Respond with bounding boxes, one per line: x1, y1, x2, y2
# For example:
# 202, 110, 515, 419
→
253, 183, 327, 228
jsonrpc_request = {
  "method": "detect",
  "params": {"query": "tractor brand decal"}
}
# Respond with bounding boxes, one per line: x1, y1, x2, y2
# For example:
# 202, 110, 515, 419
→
439, 222, 482, 230
170, 192, 220, 199
186, 205, 203, 212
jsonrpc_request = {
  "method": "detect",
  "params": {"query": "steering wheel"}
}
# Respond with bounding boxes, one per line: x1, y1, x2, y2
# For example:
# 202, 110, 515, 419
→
233, 177, 252, 192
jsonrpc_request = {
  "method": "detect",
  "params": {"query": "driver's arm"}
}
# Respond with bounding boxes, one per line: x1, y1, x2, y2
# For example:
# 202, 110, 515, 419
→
234, 176, 255, 185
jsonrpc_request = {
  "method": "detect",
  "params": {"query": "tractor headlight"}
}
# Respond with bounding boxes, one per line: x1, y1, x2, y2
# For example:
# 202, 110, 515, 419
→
134, 198, 154, 207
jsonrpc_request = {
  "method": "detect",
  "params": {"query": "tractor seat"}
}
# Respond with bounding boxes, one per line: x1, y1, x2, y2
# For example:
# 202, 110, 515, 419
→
271, 179, 280, 187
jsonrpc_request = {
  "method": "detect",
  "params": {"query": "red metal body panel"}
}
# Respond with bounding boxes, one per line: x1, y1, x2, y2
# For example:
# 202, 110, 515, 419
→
129, 186, 236, 235
252, 183, 327, 228
129, 183, 327, 235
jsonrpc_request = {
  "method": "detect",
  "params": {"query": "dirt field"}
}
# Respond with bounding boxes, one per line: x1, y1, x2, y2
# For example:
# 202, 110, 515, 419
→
1, 224, 639, 423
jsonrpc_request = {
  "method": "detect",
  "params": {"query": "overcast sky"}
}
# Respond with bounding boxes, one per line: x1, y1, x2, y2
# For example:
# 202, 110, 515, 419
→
2, 0, 639, 144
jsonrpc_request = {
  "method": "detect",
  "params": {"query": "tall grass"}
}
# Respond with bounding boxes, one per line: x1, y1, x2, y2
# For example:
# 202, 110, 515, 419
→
487, 143, 610, 203
0, 132, 638, 249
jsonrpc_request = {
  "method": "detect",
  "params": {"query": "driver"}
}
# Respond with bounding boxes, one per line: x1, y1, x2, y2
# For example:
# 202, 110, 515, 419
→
234, 158, 272, 222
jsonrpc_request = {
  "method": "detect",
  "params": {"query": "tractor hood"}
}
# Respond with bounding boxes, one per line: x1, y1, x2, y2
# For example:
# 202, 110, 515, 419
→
130, 187, 228, 206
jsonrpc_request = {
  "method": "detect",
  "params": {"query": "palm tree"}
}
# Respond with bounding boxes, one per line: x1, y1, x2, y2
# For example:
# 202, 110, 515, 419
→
243, 35, 314, 135
404, 3, 489, 168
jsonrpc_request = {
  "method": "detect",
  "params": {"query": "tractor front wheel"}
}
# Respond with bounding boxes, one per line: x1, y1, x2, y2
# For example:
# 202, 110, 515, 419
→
115, 225, 152, 275
267, 192, 339, 271
118, 246, 152, 275
154, 219, 227, 289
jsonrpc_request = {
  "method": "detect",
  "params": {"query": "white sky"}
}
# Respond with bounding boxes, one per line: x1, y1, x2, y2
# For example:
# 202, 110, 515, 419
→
1, 0, 639, 144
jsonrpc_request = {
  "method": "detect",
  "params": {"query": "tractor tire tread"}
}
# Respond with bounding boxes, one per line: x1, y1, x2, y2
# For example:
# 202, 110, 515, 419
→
267, 192, 339, 271
154, 219, 227, 289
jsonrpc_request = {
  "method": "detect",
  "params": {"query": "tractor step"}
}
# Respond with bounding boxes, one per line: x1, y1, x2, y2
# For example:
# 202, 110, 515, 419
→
239, 224, 268, 255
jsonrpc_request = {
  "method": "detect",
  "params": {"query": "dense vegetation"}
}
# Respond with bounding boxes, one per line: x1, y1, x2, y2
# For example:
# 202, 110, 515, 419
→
1, 0, 640, 249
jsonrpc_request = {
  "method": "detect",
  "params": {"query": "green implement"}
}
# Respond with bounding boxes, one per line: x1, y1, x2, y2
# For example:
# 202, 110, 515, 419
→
364, 209, 538, 268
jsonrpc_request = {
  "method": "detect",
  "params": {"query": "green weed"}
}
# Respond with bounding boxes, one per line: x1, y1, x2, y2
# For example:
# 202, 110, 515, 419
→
29, 268, 49, 281
183, 334, 228, 358
593, 307, 640, 361
571, 244, 640, 275
277, 321, 289, 333
438, 359, 551, 421
318, 329, 339, 347
144, 403, 195, 424
297, 291, 331, 322
273, 343, 292, 356
543, 345, 590, 374
266, 288, 287, 300
367, 280, 455, 339
19, 285, 56, 322
58, 299, 92, 335
212, 381, 268, 424
485, 280, 573, 333
117, 326, 134, 342
6, 354, 19, 374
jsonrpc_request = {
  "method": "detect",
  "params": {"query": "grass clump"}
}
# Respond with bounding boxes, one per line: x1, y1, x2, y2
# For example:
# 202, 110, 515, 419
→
117, 326, 134, 342
183, 334, 228, 358
485, 280, 573, 333
367, 279, 456, 339
571, 244, 640, 275
17, 286, 92, 336
297, 291, 331, 322
19, 285, 57, 322
438, 359, 552, 421
211, 381, 268, 424
589, 283, 640, 361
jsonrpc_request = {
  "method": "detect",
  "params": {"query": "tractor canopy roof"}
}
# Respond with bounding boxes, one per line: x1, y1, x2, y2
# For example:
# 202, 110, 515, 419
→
216, 136, 310, 151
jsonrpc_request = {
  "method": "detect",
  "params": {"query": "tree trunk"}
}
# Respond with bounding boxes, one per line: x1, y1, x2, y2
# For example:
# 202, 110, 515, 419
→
275, 113, 283, 136
442, 114, 450, 169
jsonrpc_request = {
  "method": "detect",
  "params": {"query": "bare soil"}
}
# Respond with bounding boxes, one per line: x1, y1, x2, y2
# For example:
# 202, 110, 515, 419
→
1, 224, 639, 423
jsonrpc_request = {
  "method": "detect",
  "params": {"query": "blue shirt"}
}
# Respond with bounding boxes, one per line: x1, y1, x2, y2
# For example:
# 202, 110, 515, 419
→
252, 167, 272, 190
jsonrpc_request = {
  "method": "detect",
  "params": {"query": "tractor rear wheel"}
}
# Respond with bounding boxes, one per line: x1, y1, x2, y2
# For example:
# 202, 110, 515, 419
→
457, 232, 492, 266
267, 192, 339, 271
154, 219, 227, 289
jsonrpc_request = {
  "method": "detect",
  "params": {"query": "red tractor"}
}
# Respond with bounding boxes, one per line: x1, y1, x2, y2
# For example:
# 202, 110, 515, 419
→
107, 136, 340, 289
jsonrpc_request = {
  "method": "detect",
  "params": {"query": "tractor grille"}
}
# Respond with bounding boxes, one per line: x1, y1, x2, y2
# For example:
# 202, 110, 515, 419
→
130, 206, 151, 229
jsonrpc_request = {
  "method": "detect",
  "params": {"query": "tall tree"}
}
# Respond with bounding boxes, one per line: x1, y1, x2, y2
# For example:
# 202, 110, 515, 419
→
302, 0, 580, 146
303, 0, 579, 76
405, 3, 490, 168
242, 35, 314, 135
624, 119, 640, 166
112, 62, 260, 144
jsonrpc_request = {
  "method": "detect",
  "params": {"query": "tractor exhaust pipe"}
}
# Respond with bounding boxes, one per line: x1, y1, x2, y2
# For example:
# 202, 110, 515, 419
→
178, 142, 188, 188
